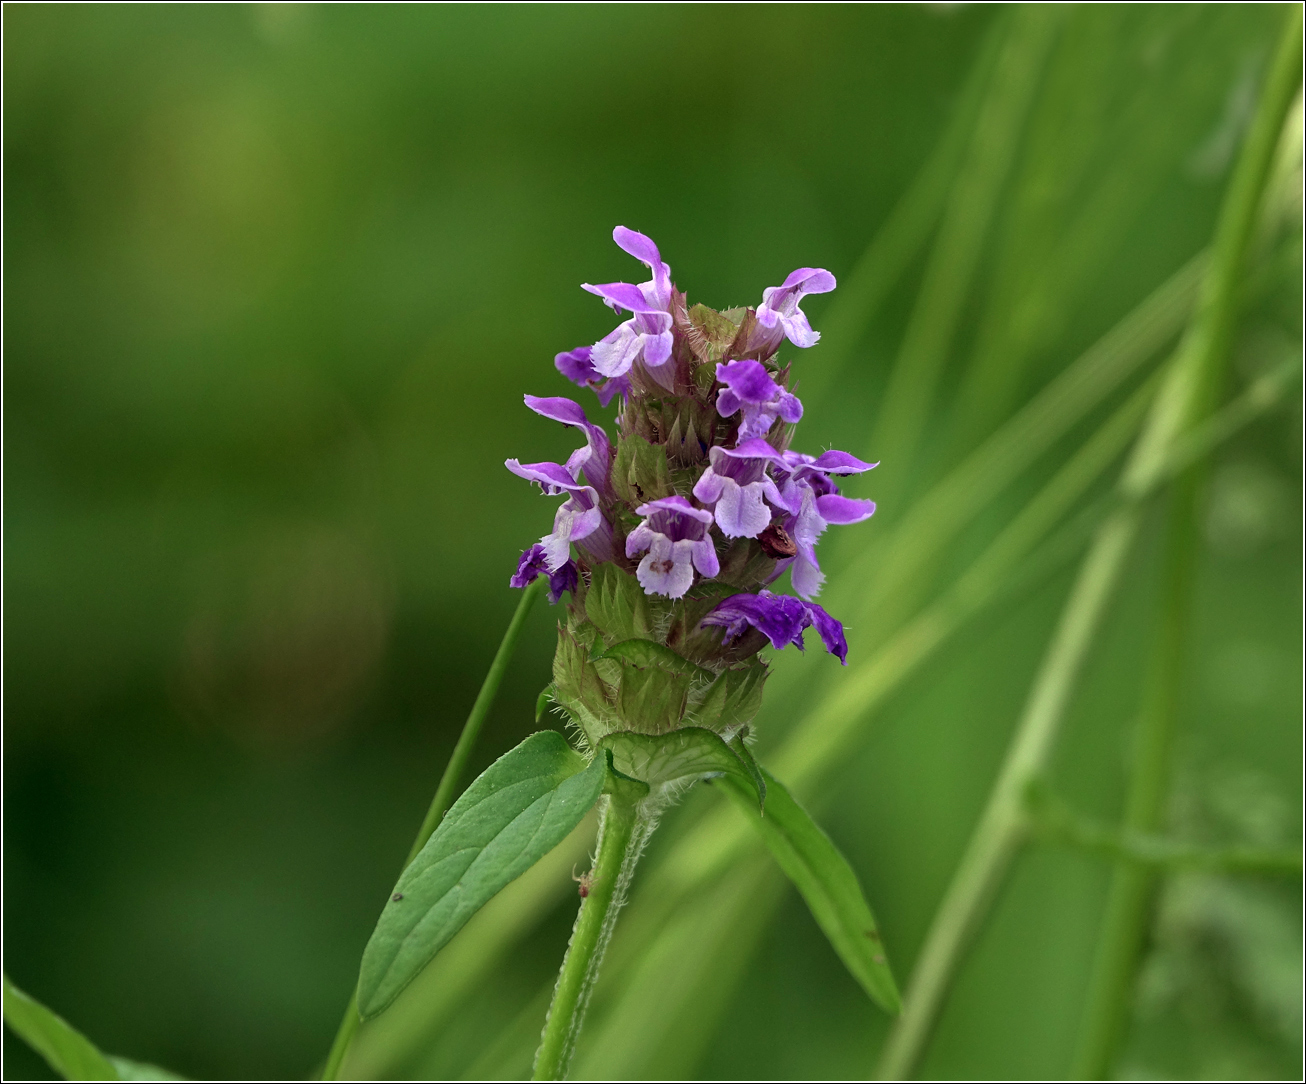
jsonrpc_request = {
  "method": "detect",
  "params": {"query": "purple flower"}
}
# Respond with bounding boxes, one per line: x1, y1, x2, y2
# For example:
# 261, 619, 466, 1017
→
774, 450, 877, 598
555, 346, 631, 407
702, 590, 848, 664
510, 543, 579, 603
582, 282, 675, 383
504, 459, 612, 569
523, 394, 614, 500
715, 359, 803, 441
624, 496, 719, 599
581, 227, 676, 383
691, 438, 788, 539
755, 267, 837, 352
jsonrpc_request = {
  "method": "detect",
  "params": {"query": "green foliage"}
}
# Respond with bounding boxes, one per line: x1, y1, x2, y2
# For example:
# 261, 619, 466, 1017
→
584, 563, 658, 645
611, 433, 674, 507
3, 974, 120, 1081
356, 732, 605, 1019
601, 727, 761, 803
717, 772, 901, 1015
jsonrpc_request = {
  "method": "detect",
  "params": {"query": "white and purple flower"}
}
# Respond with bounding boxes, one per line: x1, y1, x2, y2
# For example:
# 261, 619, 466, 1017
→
691, 438, 789, 539
554, 346, 631, 407
624, 496, 719, 600
774, 450, 877, 598
580, 227, 677, 385
522, 394, 614, 501
504, 459, 612, 571
754, 267, 837, 353
715, 359, 803, 441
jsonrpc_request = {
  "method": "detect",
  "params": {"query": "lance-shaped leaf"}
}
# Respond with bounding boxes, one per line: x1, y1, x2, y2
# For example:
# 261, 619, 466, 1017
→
719, 770, 901, 1014
3, 973, 118, 1080
2, 974, 182, 1081
358, 731, 606, 1019
602, 726, 762, 805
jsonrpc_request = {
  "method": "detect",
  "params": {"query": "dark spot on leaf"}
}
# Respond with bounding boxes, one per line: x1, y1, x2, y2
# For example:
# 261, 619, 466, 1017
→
392, 893, 404, 902
865, 929, 881, 941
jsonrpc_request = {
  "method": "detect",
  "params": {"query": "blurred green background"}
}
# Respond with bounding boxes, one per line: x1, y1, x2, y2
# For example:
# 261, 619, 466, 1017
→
3, 4, 1300, 1080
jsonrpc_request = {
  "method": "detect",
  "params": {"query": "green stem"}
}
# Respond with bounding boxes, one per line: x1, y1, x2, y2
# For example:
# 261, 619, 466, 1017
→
533, 790, 646, 1081
875, 13, 1302, 1078
320, 576, 546, 1080
1027, 780, 1302, 878
1075, 15, 1302, 1079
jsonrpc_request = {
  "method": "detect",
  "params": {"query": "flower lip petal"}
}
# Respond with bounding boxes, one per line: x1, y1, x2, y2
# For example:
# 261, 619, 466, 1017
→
582, 281, 661, 313
715, 359, 779, 403
612, 226, 663, 269
633, 494, 714, 524
523, 395, 589, 428
779, 267, 836, 294
709, 436, 786, 465
814, 494, 876, 525
505, 459, 588, 493
810, 450, 877, 474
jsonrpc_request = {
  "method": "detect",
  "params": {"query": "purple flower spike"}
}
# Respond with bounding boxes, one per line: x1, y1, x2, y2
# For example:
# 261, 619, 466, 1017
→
715, 359, 803, 441
555, 346, 631, 407
691, 438, 788, 539
625, 495, 719, 599
511, 543, 579, 603
523, 394, 614, 499
702, 590, 848, 664
755, 267, 837, 351
504, 459, 610, 570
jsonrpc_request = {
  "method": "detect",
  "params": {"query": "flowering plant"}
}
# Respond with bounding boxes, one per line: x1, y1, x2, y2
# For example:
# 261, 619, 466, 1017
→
342, 227, 898, 1080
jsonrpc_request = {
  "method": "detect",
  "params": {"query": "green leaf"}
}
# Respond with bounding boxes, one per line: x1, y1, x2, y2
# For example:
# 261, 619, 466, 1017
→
726, 729, 767, 812
535, 684, 555, 723
719, 771, 901, 1014
357, 732, 606, 1019
3, 972, 119, 1080
584, 563, 655, 644
601, 727, 760, 802
611, 433, 673, 507
108, 1057, 185, 1081
594, 638, 713, 680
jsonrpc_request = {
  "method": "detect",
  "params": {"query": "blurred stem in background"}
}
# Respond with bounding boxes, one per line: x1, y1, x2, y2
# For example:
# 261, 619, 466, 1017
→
1073, 13, 1306, 1079
871, 5, 1061, 500
321, 576, 545, 1080
875, 9, 1303, 1079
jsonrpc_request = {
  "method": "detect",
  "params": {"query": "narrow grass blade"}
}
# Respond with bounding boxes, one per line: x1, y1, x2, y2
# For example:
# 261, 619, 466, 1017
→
357, 732, 605, 1019
3, 973, 120, 1081
801, 14, 1005, 407
872, 6, 1062, 480
720, 770, 900, 1014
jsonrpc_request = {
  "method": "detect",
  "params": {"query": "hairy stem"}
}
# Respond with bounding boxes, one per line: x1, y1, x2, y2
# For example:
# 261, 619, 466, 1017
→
321, 577, 546, 1080
875, 12, 1302, 1078
533, 789, 652, 1081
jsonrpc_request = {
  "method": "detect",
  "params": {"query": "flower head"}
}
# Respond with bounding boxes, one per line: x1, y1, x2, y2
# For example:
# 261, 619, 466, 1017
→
624, 496, 719, 599
507, 227, 876, 744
